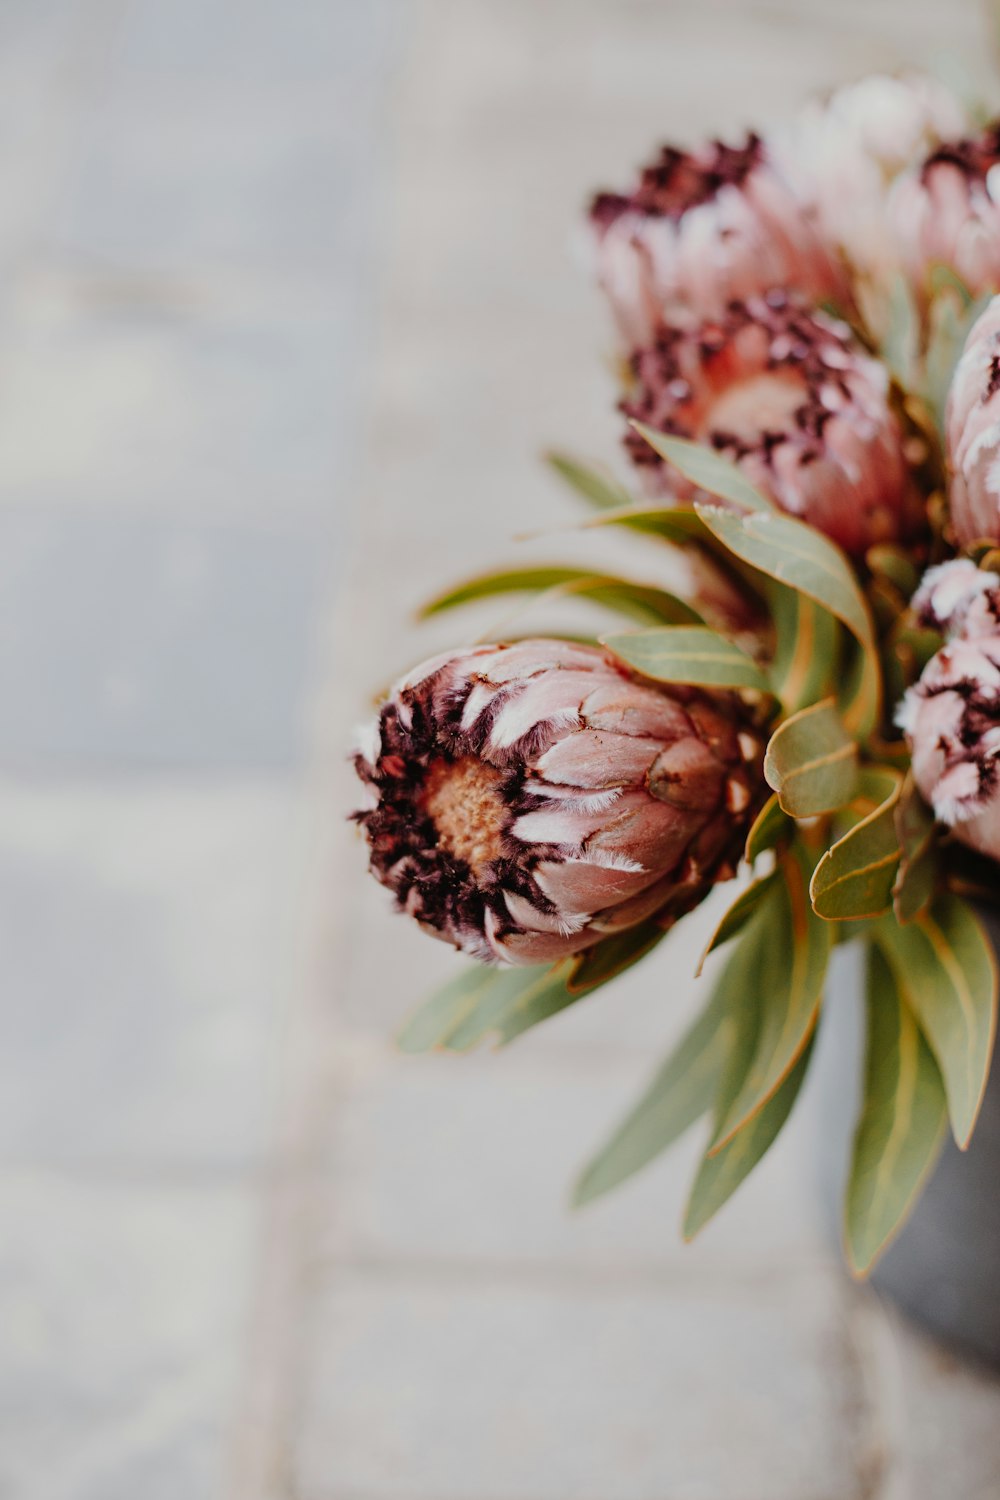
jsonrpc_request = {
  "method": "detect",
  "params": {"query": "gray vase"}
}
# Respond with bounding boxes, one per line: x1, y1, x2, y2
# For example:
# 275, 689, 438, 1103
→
816, 905, 1000, 1368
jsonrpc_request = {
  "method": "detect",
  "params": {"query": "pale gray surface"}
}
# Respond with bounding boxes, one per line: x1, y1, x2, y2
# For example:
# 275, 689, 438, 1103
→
7, 2, 1000, 1499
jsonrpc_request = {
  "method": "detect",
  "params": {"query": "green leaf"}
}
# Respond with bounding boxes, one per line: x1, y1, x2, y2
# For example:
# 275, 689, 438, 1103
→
398, 963, 573, 1053
708, 844, 830, 1150
602, 625, 770, 691
767, 582, 840, 717
893, 773, 938, 924
567, 920, 667, 997
764, 700, 859, 818
695, 502, 879, 735
878, 274, 919, 388
628, 424, 774, 513
810, 767, 903, 921
421, 566, 703, 627
845, 944, 948, 1275
697, 870, 780, 976
875, 894, 999, 1148
545, 450, 633, 510
744, 792, 791, 863
572, 981, 729, 1207
684, 1039, 814, 1240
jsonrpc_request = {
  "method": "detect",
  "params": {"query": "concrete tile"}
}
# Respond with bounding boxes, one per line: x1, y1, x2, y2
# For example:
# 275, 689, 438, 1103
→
314, 1041, 828, 1274
0, 1169, 257, 1500
0, 278, 364, 520
0, 509, 329, 767
0, 777, 313, 1170
294, 1265, 860, 1500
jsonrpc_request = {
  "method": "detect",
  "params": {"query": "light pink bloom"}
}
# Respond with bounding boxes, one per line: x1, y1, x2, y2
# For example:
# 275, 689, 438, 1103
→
353, 640, 763, 965
619, 292, 922, 557
946, 294, 1000, 544
898, 610, 1000, 860
775, 73, 966, 284
889, 121, 1000, 302
912, 558, 1000, 637
587, 134, 847, 344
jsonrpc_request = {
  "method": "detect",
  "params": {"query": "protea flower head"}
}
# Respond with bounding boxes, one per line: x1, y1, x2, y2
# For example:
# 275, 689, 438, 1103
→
912, 558, 1000, 638
889, 120, 1000, 302
898, 582, 1000, 860
619, 291, 921, 557
774, 73, 966, 284
587, 133, 847, 343
946, 294, 1000, 545
353, 640, 764, 965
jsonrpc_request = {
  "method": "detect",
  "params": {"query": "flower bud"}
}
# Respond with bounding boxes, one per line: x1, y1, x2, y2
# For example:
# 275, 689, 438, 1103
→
946, 294, 1000, 545
775, 74, 966, 284
619, 292, 921, 556
898, 611, 1000, 860
587, 133, 847, 343
889, 121, 1000, 302
353, 640, 763, 964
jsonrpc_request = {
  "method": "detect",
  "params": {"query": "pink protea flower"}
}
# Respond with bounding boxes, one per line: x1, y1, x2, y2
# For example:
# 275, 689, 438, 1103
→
353, 640, 763, 965
946, 294, 1000, 545
889, 121, 1000, 302
587, 133, 847, 343
898, 582, 1000, 860
619, 292, 921, 557
912, 558, 1000, 637
775, 73, 966, 285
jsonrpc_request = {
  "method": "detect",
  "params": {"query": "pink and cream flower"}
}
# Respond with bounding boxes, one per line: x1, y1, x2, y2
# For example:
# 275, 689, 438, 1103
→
587, 133, 847, 343
946, 294, 1000, 545
889, 121, 1000, 302
618, 291, 921, 557
353, 640, 763, 965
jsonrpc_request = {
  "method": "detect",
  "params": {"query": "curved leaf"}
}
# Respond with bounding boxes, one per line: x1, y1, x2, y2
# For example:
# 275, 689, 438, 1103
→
545, 450, 633, 510
767, 582, 841, 717
695, 502, 879, 735
810, 768, 903, 921
421, 566, 703, 627
602, 625, 770, 691
875, 895, 998, 1148
764, 700, 859, 817
893, 772, 937, 924
628, 423, 773, 513
572, 980, 730, 1207
845, 944, 947, 1275
708, 844, 830, 1151
744, 792, 791, 864
684, 1040, 814, 1241
696, 870, 780, 977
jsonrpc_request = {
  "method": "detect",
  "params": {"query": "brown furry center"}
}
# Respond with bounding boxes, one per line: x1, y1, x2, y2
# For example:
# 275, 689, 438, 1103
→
421, 757, 508, 872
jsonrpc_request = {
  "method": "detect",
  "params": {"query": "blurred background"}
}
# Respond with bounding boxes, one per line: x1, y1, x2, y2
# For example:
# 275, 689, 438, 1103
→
4, 1, 1000, 1497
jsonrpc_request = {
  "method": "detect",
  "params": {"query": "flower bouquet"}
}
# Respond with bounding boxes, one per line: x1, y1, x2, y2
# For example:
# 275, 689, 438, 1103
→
352, 73, 1000, 1279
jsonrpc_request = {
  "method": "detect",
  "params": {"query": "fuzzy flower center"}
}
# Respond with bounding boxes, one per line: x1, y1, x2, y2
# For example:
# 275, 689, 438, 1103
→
421, 756, 508, 872
701, 371, 806, 445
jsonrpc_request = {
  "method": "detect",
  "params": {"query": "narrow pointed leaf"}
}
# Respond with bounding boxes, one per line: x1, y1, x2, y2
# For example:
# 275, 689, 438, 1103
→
572, 982, 730, 1207
709, 845, 830, 1150
744, 792, 790, 863
545, 451, 634, 510
893, 773, 938, 923
767, 582, 840, 717
628, 423, 774, 513
697, 871, 780, 976
602, 625, 770, 691
695, 502, 879, 734
875, 894, 999, 1147
764, 700, 859, 817
421, 566, 703, 626
567, 920, 667, 997
810, 768, 903, 921
845, 944, 948, 1275
684, 1040, 814, 1240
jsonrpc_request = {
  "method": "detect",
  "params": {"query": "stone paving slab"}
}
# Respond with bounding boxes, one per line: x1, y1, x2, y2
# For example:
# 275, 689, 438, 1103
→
0, 1169, 258, 1500
296, 1265, 862, 1500
0, 776, 312, 1171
